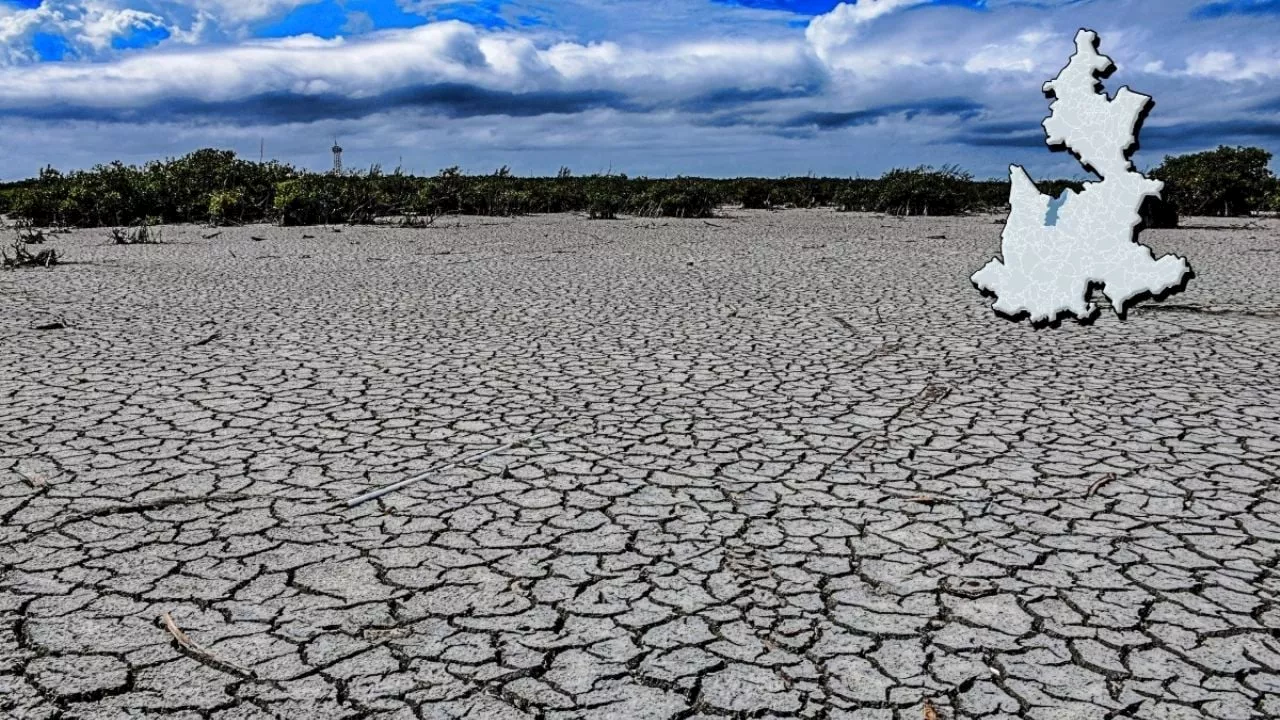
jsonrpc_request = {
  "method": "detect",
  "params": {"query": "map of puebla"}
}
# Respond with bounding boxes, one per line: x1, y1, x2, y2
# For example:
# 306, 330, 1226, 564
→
972, 29, 1193, 325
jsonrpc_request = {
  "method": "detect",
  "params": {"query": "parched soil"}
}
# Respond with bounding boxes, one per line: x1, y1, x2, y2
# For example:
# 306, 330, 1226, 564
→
2, 211, 1279, 719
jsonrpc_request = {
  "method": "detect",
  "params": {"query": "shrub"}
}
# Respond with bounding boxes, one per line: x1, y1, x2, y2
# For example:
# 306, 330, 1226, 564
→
6, 149, 1129, 227
1150, 145, 1275, 217
208, 190, 243, 226
736, 180, 775, 209
872, 165, 975, 216
632, 177, 718, 218
1139, 197, 1179, 229
585, 175, 628, 220
834, 180, 876, 212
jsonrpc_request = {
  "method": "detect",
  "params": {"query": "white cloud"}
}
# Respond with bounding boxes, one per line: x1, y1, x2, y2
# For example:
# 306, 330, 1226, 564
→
1182, 50, 1280, 81
0, 19, 825, 112
805, 0, 927, 69
0, 0, 1276, 180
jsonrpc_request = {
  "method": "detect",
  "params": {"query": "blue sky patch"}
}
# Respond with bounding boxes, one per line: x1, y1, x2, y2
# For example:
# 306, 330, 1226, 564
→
1193, 0, 1280, 18
31, 32, 70, 62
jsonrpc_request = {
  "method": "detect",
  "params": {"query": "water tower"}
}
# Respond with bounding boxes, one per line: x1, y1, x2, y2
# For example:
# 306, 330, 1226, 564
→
331, 138, 343, 174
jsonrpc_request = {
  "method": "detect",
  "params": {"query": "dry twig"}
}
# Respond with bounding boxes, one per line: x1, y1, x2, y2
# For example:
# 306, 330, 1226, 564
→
159, 611, 252, 678
189, 331, 220, 348
1087, 473, 1117, 497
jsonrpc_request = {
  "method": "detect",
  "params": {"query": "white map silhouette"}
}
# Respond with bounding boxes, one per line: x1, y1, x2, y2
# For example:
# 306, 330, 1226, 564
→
971, 29, 1192, 325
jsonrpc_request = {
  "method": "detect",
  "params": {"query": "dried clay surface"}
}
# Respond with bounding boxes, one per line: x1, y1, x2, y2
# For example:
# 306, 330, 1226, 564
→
2, 211, 1278, 720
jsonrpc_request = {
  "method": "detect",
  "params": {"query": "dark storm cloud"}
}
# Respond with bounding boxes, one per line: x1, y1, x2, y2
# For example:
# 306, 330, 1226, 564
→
785, 97, 985, 130
0, 83, 639, 125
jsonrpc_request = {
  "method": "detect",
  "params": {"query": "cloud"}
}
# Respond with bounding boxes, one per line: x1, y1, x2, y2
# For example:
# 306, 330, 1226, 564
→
0, 0, 1277, 180
785, 97, 984, 129
1179, 49, 1280, 80
0, 19, 829, 122
0, 1, 170, 62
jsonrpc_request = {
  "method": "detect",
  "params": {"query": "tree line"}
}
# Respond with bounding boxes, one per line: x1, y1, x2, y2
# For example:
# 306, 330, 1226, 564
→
0, 145, 1274, 228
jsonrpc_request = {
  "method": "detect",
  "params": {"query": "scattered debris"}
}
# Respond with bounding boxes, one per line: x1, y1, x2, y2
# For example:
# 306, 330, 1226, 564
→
159, 611, 252, 678
34, 318, 67, 331
19, 227, 47, 244
189, 331, 221, 348
2, 236, 59, 269
924, 699, 941, 720
362, 627, 413, 640
1088, 472, 1117, 496
111, 223, 162, 245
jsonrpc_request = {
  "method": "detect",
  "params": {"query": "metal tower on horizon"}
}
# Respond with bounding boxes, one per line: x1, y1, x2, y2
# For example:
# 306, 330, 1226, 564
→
331, 138, 343, 174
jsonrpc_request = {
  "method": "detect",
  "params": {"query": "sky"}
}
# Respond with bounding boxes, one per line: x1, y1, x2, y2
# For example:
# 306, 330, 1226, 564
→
0, 0, 1278, 180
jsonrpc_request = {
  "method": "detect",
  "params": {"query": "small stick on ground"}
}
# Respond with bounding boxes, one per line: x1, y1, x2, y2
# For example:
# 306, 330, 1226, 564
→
831, 316, 857, 333
250, 236, 267, 242
346, 426, 565, 507
189, 331, 220, 348
1088, 472, 1117, 497
202, 231, 223, 239
159, 611, 252, 678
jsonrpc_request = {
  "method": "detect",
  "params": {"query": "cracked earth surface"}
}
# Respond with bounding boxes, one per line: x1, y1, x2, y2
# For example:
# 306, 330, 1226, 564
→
2, 211, 1279, 720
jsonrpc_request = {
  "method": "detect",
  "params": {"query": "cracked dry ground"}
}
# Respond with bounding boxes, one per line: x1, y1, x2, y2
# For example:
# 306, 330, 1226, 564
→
2, 211, 1279, 720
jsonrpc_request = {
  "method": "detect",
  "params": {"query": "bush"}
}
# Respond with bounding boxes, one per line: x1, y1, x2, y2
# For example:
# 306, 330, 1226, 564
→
6, 149, 1135, 227
631, 177, 718, 218
1150, 145, 1275, 217
1139, 197, 1179, 229
585, 175, 628, 220
834, 180, 876, 212
736, 179, 775, 209
872, 165, 975, 216
208, 190, 243, 226
1263, 177, 1280, 212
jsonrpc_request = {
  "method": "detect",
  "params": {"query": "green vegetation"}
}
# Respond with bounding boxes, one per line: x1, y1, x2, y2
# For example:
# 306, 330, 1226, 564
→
0, 146, 1273, 228
1150, 145, 1276, 218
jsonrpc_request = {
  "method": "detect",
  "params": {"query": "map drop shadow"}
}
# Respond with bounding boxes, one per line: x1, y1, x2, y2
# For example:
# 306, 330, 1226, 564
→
979, 27, 1193, 330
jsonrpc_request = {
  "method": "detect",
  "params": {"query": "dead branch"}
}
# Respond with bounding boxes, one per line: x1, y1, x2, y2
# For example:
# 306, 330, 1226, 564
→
159, 611, 253, 678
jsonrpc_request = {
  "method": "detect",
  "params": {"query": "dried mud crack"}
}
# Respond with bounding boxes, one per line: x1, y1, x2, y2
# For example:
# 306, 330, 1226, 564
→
2, 212, 1278, 720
